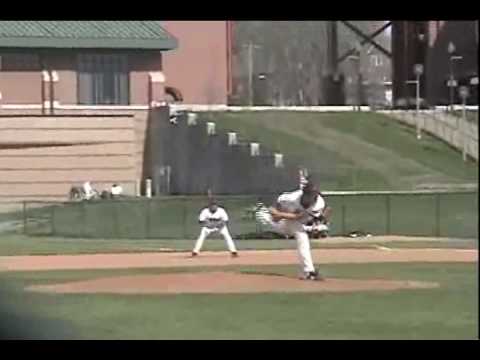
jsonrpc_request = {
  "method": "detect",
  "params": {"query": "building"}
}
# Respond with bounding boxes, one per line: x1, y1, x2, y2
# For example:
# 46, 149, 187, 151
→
0, 21, 177, 203
161, 21, 232, 105
0, 21, 236, 107
0, 21, 177, 107
426, 21, 478, 105
392, 20, 478, 106
342, 44, 392, 107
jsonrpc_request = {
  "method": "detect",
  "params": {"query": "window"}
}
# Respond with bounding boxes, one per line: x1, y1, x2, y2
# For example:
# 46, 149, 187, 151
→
77, 54, 129, 105
0, 53, 40, 71
370, 55, 383, 67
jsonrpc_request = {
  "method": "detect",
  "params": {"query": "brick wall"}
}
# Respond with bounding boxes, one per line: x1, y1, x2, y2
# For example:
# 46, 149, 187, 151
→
0, 108, 153, 202
162, 21, 228, 105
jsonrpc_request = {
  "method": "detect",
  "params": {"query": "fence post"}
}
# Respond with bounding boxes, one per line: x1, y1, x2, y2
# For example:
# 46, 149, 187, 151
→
50, 204, 55, 236
256, 199, 262, 237
113, 201, 120, 239
435, 193, 441, 237
183, 198, 188, 239
23, 201, 27, 235
386, 194, 391, 235
82, 201, 87, 238
145, 199, 151, 239
341, 204, 346, 236
146, 178, 152, 198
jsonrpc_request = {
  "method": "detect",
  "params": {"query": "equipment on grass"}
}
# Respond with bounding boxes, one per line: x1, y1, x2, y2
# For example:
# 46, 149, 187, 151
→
68, 183, 100, 201
68, 182, 127, 202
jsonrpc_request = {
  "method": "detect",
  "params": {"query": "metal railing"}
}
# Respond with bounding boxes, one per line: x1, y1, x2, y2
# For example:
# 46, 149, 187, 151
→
384, 109, 479, 161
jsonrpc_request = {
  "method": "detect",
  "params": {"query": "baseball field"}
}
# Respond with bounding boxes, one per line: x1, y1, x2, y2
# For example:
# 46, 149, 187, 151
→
0, 235, 477, 340
0, 110, 478, 339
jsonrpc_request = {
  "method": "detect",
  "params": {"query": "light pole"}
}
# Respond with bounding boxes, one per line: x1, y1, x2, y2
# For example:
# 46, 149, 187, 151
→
414, 63, 423, 117
347, 42, 362, 111
258, 73, 267, 105
447, 42, 463, 112
406, 63, 424, 139
458, 85, 470, 162
242, 42, 262, 106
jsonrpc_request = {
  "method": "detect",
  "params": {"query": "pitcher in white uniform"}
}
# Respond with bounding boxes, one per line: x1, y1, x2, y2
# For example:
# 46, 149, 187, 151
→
192, 201, 239, 258
256, 180, 326, 280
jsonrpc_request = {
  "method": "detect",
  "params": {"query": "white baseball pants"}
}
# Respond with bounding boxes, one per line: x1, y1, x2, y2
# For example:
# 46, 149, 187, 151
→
193, 226, 237, 254
276, 220, 316, 273
258, 211, 315, 273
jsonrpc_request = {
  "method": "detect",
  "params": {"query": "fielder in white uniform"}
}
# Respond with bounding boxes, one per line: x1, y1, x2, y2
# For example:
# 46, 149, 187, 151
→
192, 201, 239, 257
256, 180, 327, 280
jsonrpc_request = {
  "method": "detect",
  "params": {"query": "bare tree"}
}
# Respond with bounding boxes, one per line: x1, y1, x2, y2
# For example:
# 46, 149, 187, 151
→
232, 21, 384, 105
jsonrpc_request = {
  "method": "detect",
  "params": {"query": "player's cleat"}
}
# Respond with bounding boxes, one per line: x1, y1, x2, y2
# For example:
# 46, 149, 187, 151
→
191, 252, 198, 257
301, 271, 325, 281
231, 252, 239, 258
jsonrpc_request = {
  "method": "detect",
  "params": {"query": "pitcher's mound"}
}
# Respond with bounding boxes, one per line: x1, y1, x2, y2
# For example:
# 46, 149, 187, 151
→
27, 272, 439, 295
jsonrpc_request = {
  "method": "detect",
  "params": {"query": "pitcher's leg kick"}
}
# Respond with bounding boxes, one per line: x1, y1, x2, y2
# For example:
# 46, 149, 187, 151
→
255, 170, 328, 281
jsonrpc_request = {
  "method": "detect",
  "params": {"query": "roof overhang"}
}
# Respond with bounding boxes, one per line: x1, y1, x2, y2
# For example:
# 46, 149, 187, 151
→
0, 37, 177, 50
0, 21, 178, 51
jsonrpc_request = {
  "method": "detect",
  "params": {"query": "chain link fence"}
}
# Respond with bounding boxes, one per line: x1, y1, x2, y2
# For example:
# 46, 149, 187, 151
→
20, 190, 478, 240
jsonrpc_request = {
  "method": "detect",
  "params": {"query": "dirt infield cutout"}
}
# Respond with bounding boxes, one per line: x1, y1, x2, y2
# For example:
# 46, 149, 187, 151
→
2, 248, 476, 272
27, 271, 439, 295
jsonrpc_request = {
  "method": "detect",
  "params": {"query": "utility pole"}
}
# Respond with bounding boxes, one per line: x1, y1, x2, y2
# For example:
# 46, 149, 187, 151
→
459, 86, 470, 162
347, 42, 363, 111
406, 63, 424, 140
447, 42, 462, 112
243, 42, 262, 106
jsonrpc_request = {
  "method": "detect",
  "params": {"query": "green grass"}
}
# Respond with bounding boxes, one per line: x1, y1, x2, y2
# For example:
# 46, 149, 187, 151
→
204, 111, 478, 190
0, 233, 476, 256
3, 112, 477, 240
0, 262, 477, 339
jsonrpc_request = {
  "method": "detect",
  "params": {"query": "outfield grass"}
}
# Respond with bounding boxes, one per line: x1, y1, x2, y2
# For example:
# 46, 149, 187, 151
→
0, 262, 477, 339
203, 111, 478, 190
0, 233, 476, 256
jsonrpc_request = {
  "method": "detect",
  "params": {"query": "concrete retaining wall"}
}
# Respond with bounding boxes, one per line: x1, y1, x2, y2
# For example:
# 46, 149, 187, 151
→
0, 110, 152, 202
383, 110, 478, 161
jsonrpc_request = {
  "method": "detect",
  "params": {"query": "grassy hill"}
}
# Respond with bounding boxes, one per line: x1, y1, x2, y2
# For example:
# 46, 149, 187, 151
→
200, 111, 478, 191
2, 111, 477, 240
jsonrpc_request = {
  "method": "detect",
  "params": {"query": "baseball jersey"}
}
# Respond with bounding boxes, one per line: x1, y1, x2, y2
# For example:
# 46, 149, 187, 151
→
276, 190, 326, 224
199, 207, 229, 228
